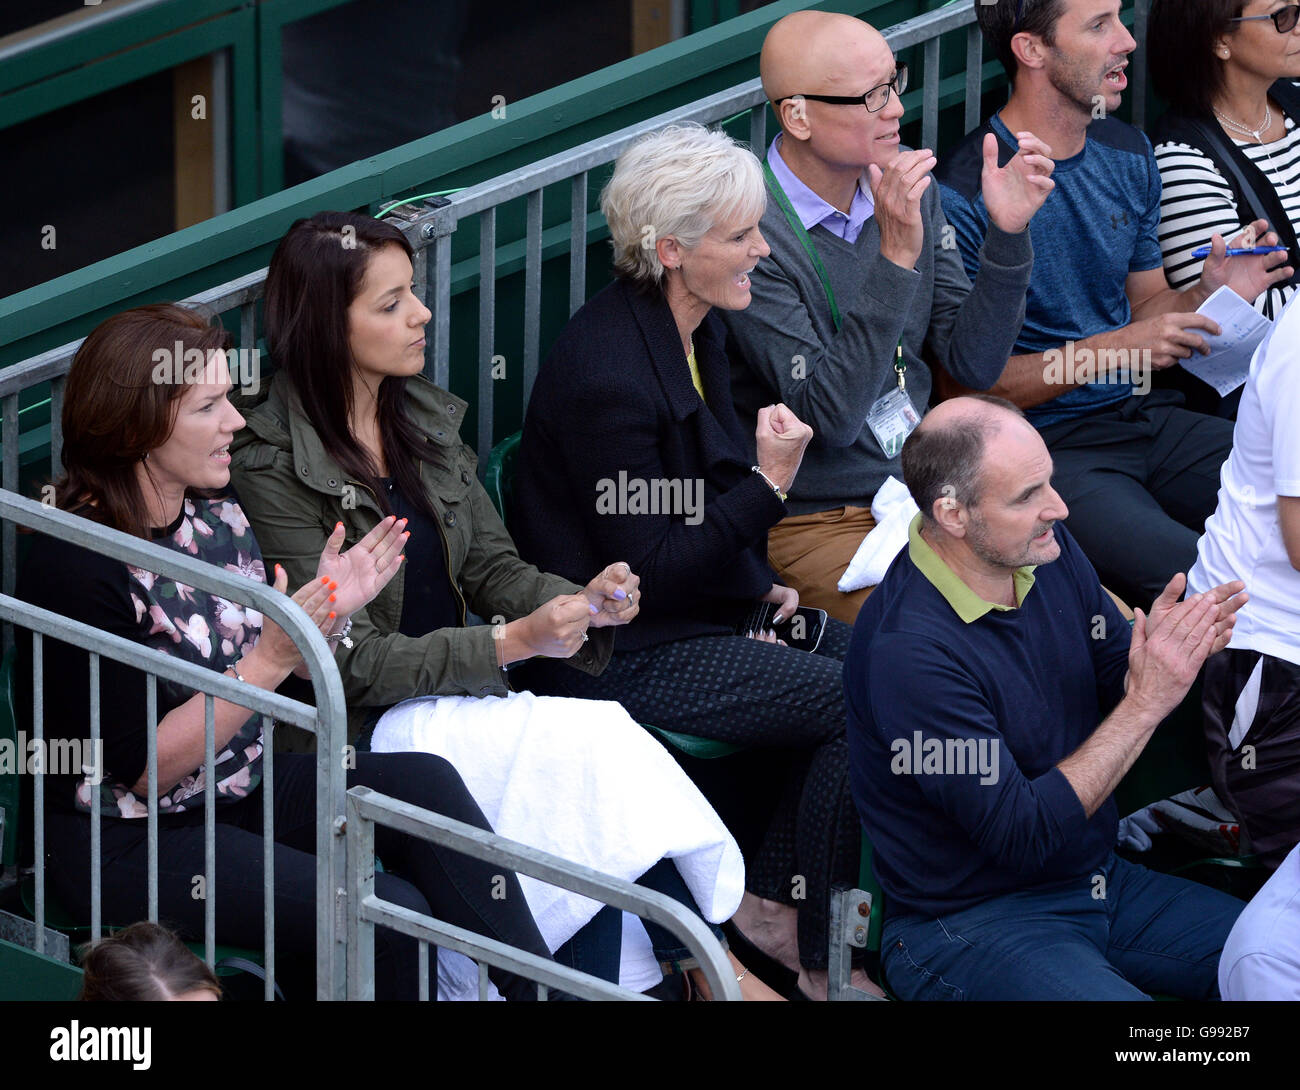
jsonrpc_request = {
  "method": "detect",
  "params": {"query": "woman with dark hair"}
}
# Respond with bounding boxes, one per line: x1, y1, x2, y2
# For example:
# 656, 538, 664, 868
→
18, 303, 559, 1001
229, 211, 778, 1000
79, 921, 221, 1001
1150, 0, 1300, 336
510, 123, 881, 999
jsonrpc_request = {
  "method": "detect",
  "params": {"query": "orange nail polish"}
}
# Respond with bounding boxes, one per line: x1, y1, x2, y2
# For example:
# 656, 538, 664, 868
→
329, 594, 337, 603
328, 611, 336, 620
320, 576, 330, 584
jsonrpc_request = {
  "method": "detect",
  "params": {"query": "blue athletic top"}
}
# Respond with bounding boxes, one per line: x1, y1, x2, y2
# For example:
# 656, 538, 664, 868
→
938, 113, 1165, 427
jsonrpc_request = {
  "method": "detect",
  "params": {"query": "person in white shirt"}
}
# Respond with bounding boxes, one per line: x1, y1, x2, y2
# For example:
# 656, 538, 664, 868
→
1189, 287, 1300, 868
1220, 841, 1300, 1000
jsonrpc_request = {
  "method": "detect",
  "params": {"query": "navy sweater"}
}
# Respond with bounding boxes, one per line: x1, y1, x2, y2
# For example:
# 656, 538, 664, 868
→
844, 524, 1131, 917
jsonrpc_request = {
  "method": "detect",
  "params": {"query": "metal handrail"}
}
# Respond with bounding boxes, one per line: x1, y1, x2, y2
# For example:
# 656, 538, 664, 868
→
0, 488, 348, 999
0, 0, 177, 66
0, 0, 1009, 483
346, 786, 741, 1001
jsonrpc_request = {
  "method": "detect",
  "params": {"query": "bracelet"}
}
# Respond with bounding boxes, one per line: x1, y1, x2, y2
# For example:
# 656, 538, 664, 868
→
493, 619, 508, 673
227, 663, 248, 684
324, 616, 354, 649
752, 465, 788, 503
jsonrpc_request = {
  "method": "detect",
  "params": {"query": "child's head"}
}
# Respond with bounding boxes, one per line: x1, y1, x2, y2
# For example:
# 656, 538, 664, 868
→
78, 921, 221, 1001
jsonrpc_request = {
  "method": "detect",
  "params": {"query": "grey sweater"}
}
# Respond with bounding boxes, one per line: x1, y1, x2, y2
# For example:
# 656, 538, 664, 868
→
722, 173, 1034, 514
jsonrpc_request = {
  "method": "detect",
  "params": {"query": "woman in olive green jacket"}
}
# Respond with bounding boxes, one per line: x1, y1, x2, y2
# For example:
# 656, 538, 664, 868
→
230, 212, 640, 742
229, 210, 782, 1000
231, 365, 623, 740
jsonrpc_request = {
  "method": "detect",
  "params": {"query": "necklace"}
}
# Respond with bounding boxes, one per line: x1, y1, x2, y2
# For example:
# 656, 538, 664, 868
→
1214, 100, 1273, 143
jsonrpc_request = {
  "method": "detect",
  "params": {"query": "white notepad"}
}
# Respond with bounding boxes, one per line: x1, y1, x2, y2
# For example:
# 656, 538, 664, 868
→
1181, 285, 1271, 397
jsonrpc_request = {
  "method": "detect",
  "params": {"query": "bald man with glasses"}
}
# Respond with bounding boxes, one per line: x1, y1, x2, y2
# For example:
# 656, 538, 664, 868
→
721, 10, 1056, 625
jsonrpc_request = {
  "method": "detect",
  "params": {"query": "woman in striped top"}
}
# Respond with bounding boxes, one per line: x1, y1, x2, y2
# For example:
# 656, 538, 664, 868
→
1151, 0, 1300, 322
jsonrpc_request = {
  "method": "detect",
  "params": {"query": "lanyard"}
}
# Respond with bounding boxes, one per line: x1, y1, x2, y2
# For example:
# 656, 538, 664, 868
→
762, 159, 907, 392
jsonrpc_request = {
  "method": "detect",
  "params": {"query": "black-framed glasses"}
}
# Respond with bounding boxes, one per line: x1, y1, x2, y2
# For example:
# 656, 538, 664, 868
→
1231, 3, 1300, 34
780, 63, 909, 114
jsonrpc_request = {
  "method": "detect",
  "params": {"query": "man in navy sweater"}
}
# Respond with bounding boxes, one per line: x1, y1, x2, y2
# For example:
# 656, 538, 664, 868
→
845, 395, 1248, 999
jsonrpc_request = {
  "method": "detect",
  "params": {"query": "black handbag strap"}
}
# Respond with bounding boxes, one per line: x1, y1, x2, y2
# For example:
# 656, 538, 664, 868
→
214, 955, 287, 1000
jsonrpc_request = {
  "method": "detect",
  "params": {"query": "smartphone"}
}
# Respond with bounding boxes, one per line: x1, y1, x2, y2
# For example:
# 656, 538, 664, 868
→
734, 601, 828, 653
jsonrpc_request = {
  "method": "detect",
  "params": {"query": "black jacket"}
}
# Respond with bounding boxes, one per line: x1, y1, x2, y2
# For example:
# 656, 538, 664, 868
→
512, 277, 786, 652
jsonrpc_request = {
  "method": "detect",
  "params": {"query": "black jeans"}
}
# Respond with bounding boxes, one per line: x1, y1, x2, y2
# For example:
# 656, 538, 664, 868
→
44, 752, 553, 1000
1038, 390, 1234, 609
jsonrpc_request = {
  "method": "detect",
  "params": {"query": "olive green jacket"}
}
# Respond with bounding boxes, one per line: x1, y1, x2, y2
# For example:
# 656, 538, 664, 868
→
229, 373, 611, 739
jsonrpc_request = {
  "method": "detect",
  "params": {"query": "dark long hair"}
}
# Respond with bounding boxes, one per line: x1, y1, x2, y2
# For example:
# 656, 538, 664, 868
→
264, 211, 441, 519
57, 304, 232, 539
1149, 0, 1245, 117
78, 921, 221, 1001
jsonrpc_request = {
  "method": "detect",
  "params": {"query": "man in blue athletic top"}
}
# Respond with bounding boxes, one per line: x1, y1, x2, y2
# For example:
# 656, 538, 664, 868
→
937, 0, 1293, 608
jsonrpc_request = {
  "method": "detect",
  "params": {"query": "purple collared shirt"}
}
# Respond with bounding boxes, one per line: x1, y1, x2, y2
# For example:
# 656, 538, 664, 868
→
766, 134, 875, 245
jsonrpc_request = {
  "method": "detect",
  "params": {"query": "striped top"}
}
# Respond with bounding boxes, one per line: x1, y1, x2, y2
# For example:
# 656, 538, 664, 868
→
1155, 113, 1300, 318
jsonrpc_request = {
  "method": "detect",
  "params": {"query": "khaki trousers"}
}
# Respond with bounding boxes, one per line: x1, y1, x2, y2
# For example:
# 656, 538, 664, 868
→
767, 506, 878, 625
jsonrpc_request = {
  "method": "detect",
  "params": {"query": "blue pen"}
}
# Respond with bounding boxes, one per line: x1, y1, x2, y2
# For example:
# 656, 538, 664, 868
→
1191, 244, 1289, 258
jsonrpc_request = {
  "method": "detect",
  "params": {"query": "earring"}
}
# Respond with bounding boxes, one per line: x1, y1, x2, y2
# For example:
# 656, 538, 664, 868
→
141, 452, 149, 462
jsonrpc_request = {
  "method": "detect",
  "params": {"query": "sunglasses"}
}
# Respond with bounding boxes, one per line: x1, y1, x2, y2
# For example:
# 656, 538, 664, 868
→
780, 63, 909, 114
1230, 3, 1300, 34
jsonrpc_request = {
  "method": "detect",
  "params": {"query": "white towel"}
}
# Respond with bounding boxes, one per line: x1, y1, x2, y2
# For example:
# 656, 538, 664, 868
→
837, 476, 919, 592
370, 690, 745, 1000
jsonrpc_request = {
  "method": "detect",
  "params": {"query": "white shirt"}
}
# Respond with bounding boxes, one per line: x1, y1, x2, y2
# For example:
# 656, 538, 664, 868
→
1188, 290, 1300, 666
1220, 842, 1300, 1000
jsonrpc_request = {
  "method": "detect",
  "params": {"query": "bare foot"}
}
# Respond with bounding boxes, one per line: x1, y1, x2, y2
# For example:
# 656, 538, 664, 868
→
689, 952, 786, 1001
797, 966, 885, 1000
730, 891, 800, 973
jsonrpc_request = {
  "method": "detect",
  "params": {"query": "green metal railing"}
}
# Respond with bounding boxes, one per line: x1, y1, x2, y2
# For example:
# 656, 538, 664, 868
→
1, 0, 1151, 473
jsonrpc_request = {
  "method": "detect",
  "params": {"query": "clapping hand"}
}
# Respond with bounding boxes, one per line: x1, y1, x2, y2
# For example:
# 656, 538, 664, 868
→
314, 517, 408, 620
1145, 572, 1246, 658
981, 131, 1055, 235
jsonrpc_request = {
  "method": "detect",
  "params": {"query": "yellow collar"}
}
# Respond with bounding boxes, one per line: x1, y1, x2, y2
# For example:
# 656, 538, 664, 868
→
907, 514, 1037, 623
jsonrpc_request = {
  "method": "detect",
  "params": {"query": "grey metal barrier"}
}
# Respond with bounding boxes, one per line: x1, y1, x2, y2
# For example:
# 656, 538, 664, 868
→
0, 490, 349, 1000
345, 785, 741, 1001
0, 0, 1022, 536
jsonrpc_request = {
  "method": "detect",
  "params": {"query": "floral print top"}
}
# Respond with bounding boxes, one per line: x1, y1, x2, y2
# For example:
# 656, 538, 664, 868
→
75, 497, 267, 818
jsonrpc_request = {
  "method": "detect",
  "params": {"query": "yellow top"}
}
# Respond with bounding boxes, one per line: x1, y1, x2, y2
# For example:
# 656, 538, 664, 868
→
907, 514, 1037, 624
686, 345, 706, 404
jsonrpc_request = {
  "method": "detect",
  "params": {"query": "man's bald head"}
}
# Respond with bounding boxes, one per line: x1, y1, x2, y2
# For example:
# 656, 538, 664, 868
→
760, 11, 890, 108
902, 396, 1030, 524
